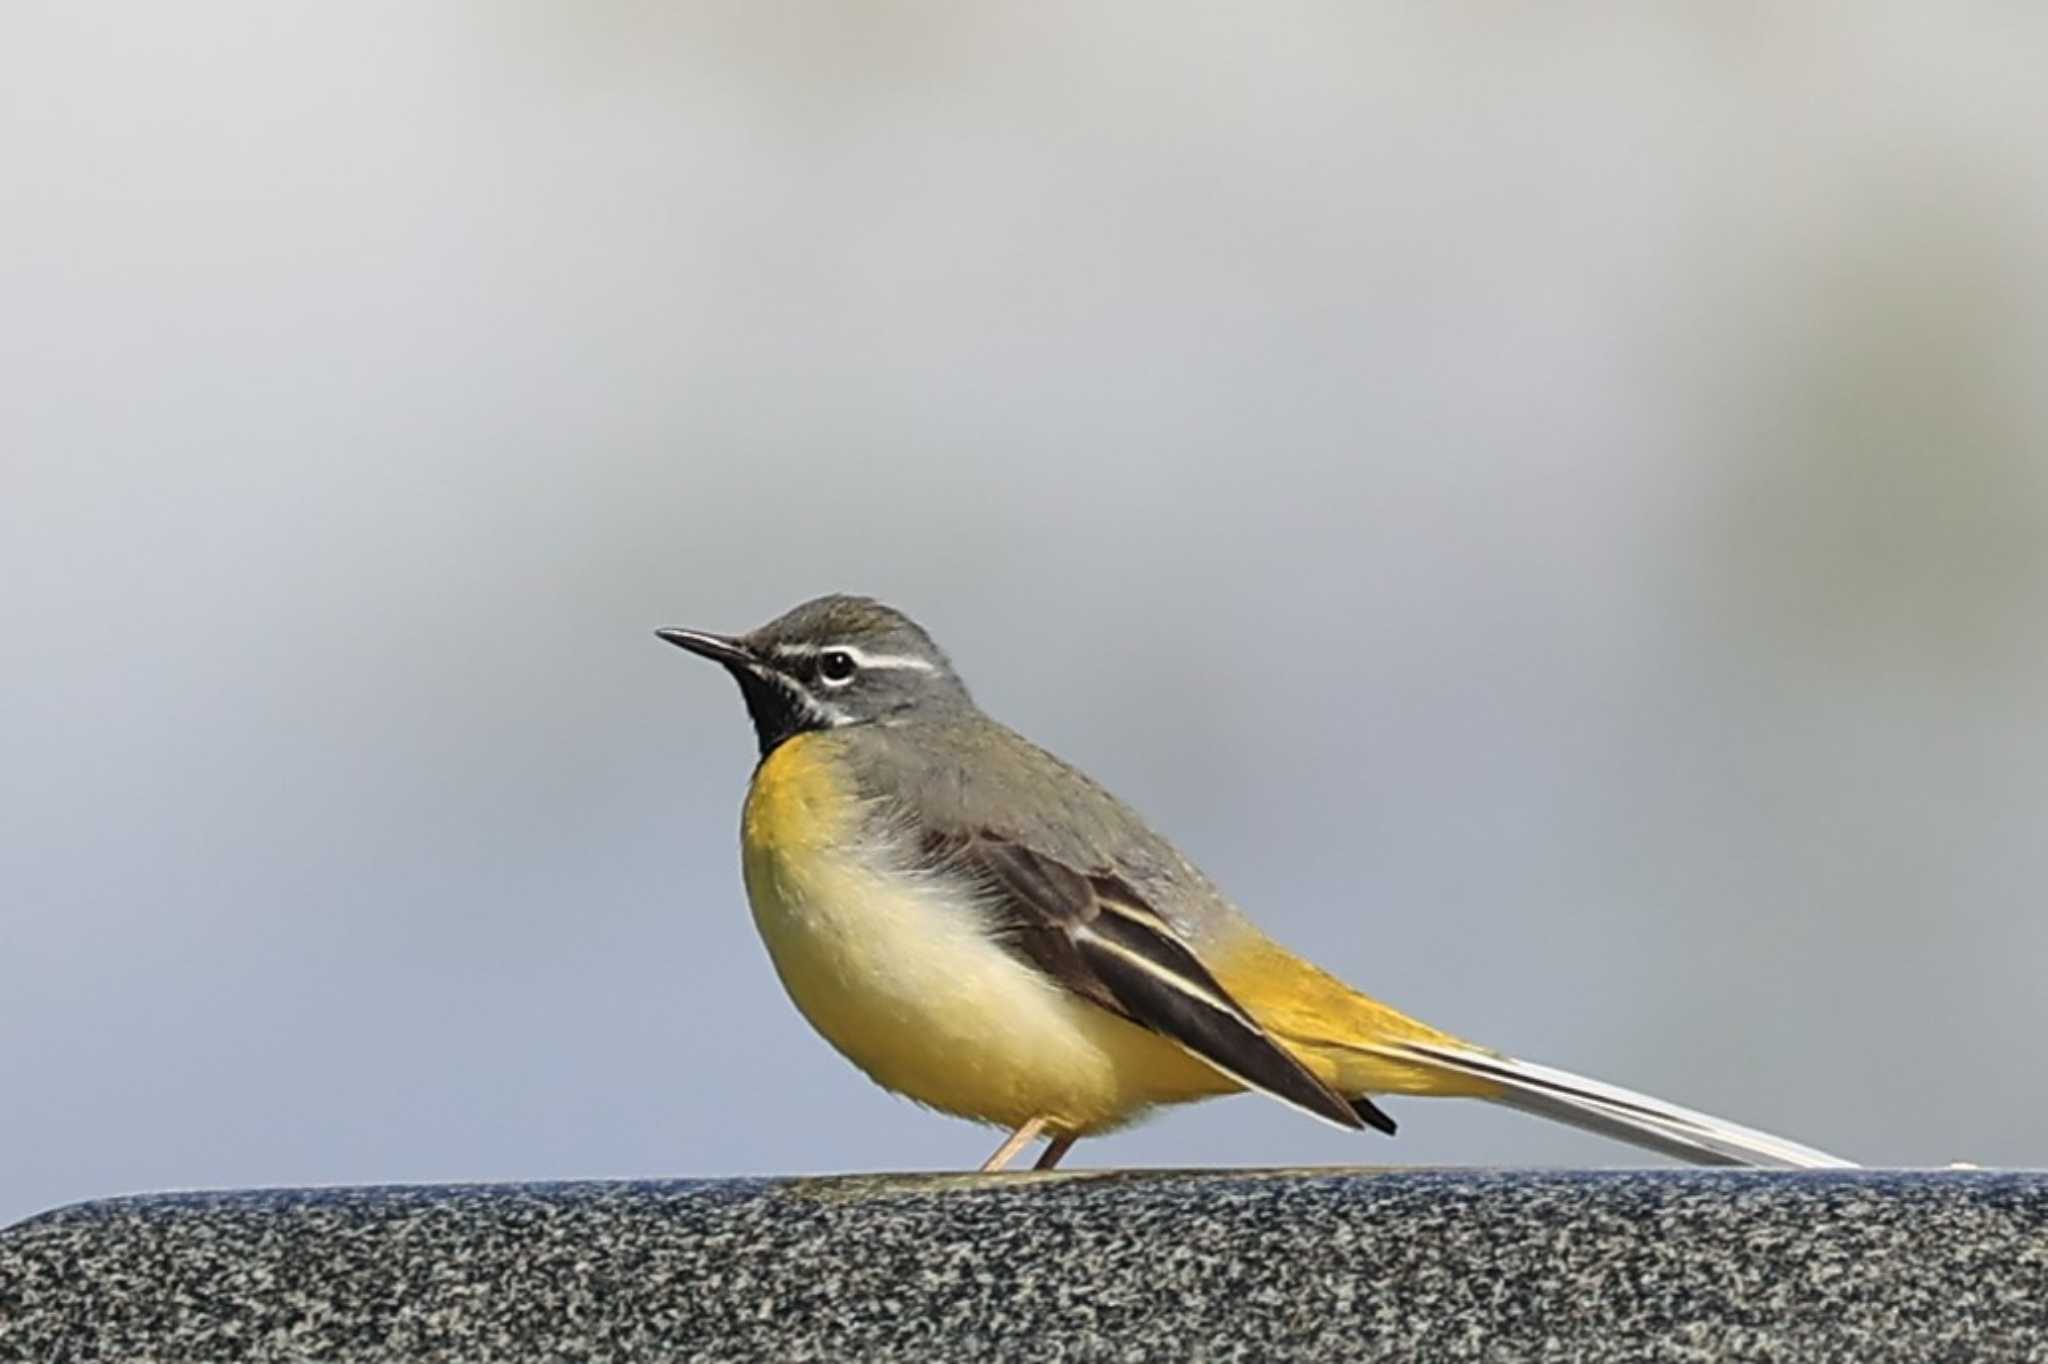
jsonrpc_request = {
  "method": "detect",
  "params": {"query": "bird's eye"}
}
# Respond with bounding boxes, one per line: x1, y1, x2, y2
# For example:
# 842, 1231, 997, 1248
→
818, 650, 858, 685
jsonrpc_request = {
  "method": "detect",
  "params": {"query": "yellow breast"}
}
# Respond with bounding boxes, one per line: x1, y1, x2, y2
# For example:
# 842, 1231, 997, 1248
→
738, 733, 1232, 1135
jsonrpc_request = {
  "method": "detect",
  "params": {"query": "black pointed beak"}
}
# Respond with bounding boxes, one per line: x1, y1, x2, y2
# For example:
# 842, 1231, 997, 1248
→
655, 628, 755, 668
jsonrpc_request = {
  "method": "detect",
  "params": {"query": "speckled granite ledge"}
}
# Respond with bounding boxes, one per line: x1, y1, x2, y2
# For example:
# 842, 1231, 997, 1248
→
3, 1169, 2045, 1362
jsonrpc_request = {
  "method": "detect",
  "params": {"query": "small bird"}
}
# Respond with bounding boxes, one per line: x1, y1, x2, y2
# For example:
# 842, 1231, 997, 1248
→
658, 595, 1852, 1173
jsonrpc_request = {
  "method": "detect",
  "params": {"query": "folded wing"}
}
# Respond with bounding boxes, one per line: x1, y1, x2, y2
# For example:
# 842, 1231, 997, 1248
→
929, 829, 1393, 1136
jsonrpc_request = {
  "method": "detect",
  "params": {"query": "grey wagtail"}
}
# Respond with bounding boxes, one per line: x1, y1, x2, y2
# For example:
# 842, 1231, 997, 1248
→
658, 594, 1853, 1173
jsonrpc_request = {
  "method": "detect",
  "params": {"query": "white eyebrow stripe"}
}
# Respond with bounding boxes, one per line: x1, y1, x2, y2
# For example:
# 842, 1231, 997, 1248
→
840, 649, 937, 673
769, 640, 937, 673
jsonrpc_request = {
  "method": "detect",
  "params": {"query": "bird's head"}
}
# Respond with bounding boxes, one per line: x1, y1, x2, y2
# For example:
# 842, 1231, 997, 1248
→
658, 594, 971, 755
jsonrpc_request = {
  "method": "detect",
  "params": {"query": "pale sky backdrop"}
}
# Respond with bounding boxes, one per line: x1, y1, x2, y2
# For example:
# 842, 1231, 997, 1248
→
5, 5, 2047, 1227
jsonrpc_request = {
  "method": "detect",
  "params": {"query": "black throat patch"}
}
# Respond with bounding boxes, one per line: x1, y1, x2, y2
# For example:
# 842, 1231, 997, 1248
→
730, 666, 826, 757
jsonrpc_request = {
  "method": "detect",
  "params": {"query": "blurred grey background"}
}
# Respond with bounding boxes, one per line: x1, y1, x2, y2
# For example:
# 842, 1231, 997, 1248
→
5, 4, 2046, 1227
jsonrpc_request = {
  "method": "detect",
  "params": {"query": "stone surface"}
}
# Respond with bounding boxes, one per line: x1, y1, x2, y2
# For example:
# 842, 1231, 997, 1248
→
3, 1168, 2046, 1361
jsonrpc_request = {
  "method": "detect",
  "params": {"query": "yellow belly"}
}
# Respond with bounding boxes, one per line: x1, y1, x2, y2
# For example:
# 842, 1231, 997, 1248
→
738, 733, 1233, 1135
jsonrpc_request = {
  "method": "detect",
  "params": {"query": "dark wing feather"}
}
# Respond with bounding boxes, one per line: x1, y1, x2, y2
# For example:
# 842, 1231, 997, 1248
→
930, 830, 1392, 1135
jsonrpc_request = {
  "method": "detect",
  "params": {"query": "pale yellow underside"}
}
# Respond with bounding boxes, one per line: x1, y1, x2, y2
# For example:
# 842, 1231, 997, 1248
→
739, 732, 1494, 1138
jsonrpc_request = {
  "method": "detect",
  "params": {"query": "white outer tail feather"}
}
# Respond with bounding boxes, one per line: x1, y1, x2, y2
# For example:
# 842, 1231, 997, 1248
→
1384, 1039, 1857, 1169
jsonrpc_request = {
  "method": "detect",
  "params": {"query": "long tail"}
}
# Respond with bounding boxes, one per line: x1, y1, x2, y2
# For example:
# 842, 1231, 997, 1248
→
1220, 939, 1854, 1167
1362, 1037, 1856, 1168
